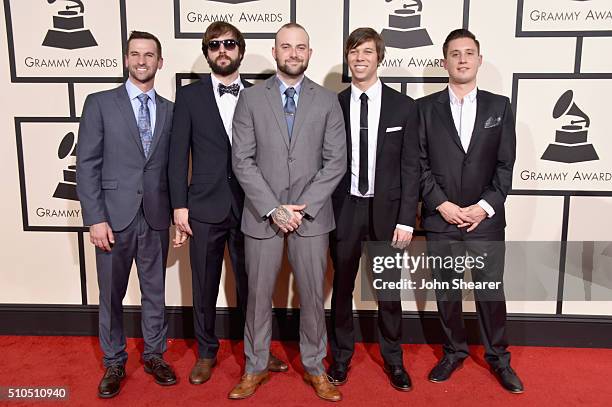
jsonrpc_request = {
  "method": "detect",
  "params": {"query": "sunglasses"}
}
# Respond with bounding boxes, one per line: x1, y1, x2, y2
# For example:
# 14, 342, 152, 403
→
207, 39, 238, 51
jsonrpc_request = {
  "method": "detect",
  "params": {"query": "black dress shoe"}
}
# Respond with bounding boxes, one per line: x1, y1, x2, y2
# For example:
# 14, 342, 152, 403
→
326, 362, 349, 386
98, 364, 125, 398
383, 364, 412, 391
144, 357, 177, 386
493, 366, 524, 394
428, 357, 464, 383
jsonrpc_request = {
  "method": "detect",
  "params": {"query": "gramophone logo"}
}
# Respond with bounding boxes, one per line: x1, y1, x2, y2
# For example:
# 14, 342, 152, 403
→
42, 0, 98, 50
53, 131, 79, 201
541, 90, 599, 164
381, 0, 433, 49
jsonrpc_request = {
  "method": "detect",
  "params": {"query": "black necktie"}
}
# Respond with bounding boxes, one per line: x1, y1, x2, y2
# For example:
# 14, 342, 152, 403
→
218, 83, 240, 97
358, 92, 369, 195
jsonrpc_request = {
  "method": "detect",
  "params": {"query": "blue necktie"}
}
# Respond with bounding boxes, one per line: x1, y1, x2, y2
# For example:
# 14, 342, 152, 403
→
284, 87, 296, 139
137, 93, 153, 157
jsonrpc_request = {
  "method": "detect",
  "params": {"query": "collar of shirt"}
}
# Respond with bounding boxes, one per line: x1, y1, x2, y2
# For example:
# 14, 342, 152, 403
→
277, 74, 303, 106
211, 73, 243, 97
125, 78, 156, 106
448, 86, 477, 106
350, 79, 382, 103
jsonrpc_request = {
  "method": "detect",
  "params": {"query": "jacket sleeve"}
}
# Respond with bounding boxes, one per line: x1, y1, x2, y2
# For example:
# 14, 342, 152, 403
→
167, 87, 191, 209
397, 99, 420, 228
480, 97, 516, 211
76, 94, 107, 226
231, 91, 281, 218
418, 100, 449, 210
295, 96, 347, 219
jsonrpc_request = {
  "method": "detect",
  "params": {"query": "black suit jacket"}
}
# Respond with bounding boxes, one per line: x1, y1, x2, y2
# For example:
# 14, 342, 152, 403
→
168, 74, 251, 223
77, 85, 173, 231
417, 88, 516, 233
332, 83, 420, 241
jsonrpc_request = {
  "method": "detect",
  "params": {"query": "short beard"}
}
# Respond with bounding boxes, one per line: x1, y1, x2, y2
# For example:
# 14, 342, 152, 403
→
277, 59, 308, 78
207, 55, 241, 76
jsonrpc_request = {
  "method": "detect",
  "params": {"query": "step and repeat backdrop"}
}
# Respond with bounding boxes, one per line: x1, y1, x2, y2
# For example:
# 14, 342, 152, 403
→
1, 0, 611, 317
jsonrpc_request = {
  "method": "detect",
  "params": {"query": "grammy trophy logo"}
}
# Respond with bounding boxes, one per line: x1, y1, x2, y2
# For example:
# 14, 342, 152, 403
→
53, 131, 78, 201
381, 0, 433, 49
541, 90, 599, 164
42, 0, 97, 50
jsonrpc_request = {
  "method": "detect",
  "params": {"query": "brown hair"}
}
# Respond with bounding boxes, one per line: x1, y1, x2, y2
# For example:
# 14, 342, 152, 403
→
442, 28, 480, 58
126, 31, 162, 58
345, 27, 385, 64
202, 21, 246, 58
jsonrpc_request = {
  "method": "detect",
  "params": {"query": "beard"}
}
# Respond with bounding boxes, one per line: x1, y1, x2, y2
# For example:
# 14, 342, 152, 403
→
276, 58, 309, 78
207, 54, 241, 76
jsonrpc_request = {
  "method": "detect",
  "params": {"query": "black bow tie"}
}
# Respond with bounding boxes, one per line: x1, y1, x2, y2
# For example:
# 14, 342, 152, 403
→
218, 83, 240, 97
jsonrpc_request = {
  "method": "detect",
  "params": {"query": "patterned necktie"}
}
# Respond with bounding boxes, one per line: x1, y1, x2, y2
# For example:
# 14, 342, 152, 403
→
284, 87, 296, 139
137, 93, 153, 158
358, 92, 369, 195
218, 83, 240, 97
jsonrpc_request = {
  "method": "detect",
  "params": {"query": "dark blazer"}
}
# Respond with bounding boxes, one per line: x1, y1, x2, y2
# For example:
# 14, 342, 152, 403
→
77, 85, 173, 231
332, 83, 420, 241
418, 88, 516, 233
168, 74, 251, 223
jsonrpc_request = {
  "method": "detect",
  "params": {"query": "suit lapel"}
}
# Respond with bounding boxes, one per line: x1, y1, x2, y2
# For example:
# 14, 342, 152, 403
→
465, 89, 487, 157
264, 76, 290, 148
115, 85, 145, 157
146, 95, 167, 161
200, 75, 230, 142
376, 84, 392, 159
290, 77, 314, 152
433, 88, 464, 153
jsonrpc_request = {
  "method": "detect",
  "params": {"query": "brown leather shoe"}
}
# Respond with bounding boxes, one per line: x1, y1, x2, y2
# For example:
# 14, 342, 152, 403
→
228, 372, 270, 400
303, 372, 342, 402
268, 352, 289, 372
189, 358, 216, 385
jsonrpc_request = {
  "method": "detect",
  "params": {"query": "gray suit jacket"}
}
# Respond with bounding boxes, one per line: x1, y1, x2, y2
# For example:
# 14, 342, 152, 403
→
76, 84, 173, 231
232, 75, 347, 239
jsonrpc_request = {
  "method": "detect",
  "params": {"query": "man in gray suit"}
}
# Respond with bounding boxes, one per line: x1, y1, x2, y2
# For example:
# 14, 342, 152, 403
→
229, 23, 346, 402
77, 31, 176, 398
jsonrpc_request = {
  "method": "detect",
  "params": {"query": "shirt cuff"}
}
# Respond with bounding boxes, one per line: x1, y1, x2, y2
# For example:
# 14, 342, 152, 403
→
395, 224, 414, 233
266, 208, 276, 218
477, 200, 495, 218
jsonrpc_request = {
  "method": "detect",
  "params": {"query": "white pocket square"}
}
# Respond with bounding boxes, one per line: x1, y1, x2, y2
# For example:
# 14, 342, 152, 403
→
484, 116, 502, 129
386, 126, 402, 133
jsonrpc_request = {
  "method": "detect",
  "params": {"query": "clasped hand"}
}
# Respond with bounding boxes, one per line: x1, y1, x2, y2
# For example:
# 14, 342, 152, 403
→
437, 201, 487, 232
271, 204, 306, 233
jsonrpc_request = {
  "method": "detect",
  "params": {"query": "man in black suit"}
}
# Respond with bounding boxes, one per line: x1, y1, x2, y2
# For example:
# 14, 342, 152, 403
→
168, 21, 287, 385
77, 31, 176, 398
327, 28, 419, 391
418, 29, 523, 393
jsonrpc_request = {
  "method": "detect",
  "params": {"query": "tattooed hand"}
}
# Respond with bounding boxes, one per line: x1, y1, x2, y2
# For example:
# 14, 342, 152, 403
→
271, 204, 306, 233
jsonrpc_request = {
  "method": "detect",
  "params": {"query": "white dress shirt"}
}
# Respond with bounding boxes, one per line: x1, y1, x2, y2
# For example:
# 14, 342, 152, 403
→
350, 80, 413, 233
210, 73, 244, 145
448, 86, 495, 218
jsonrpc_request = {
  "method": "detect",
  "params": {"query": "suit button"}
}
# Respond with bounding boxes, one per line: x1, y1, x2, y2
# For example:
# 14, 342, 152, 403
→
288, 157, 294, 163
137, 190, 143, 195
228, 175, 232, 180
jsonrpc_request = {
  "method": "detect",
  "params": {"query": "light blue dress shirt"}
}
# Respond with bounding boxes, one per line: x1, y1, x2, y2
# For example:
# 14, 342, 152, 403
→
125, 79, 157, 133
277, 75, 303, 108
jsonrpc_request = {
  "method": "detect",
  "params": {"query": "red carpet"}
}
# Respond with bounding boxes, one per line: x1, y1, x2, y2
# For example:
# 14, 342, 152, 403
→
1, 336, 610, 406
